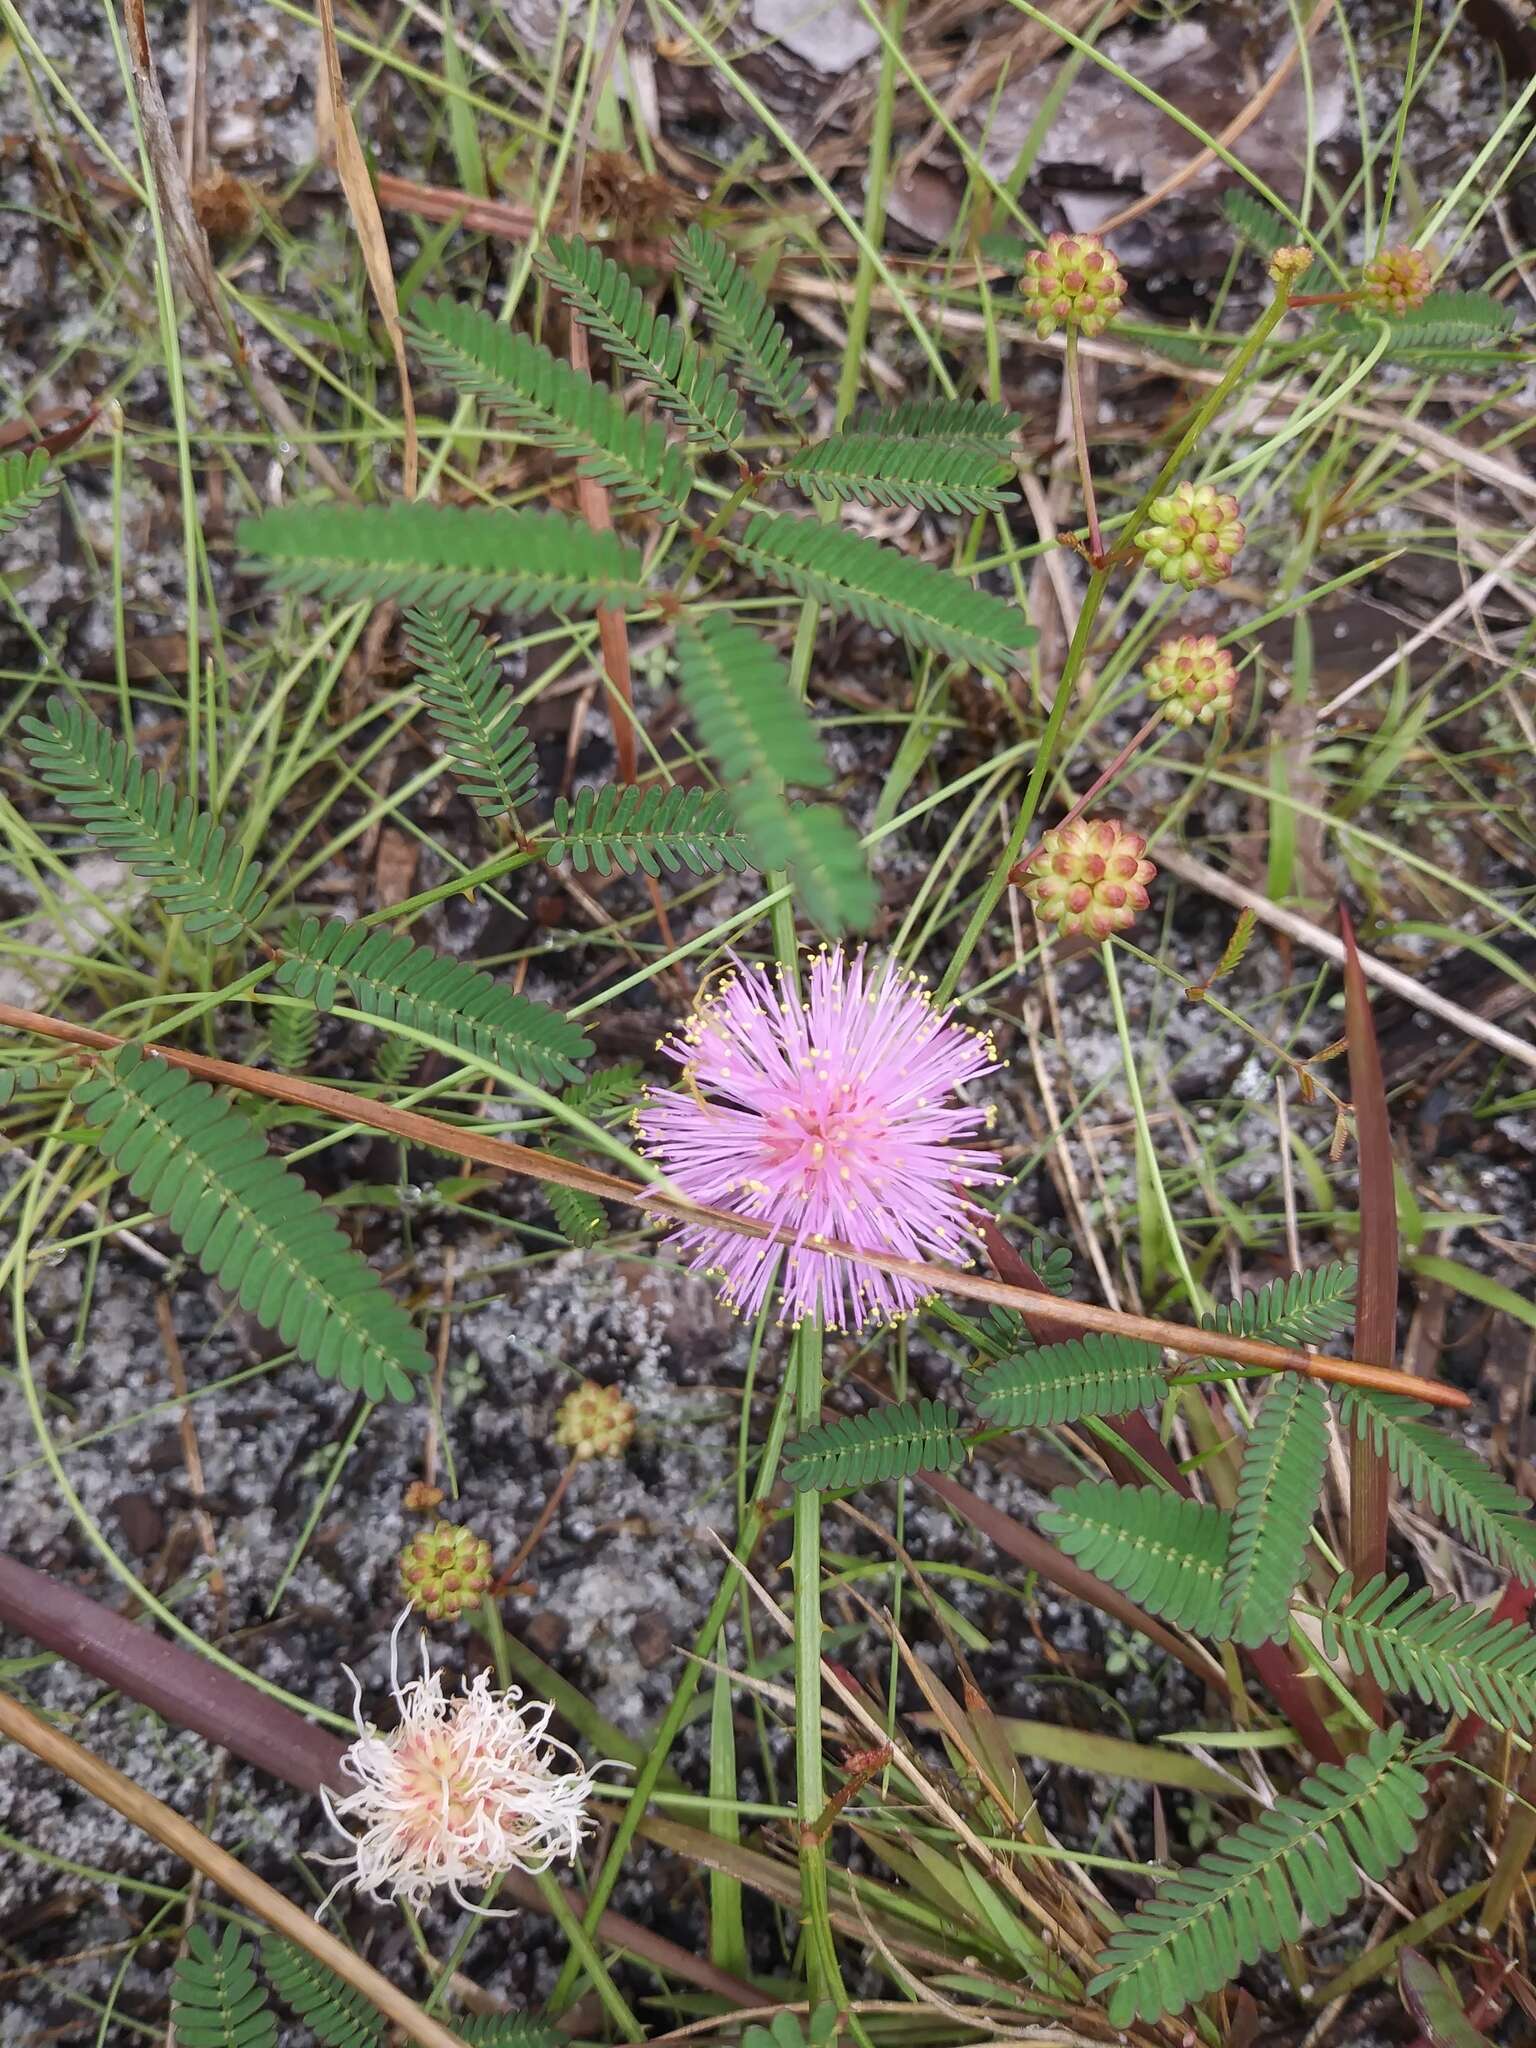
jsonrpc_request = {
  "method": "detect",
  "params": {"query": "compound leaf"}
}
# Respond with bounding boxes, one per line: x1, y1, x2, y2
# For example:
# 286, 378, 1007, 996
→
241, 503, 648, 617
1039, 1481, 1235, 1638
1223, 1375, 1329, 1647
972, 1332, 1164, 1429
21, 695, 268, 945
276, 918, 590, 1087
724, 511, 1035, 670
1090, 1726, 1428, 2024
75, 1049, 431, 1402
784, 1398, 968, 1492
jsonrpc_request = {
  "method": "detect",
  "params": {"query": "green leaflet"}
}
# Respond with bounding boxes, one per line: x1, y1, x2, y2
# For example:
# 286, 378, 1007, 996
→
672, 224, 811, 423
170, 1928, 277, 2048
22, 695, 268, 946
859, 396, 1020, 453
784, 1399, 968, 1492
275, 917, 591, 1086
672, 613, 831, 793
729, 786, 877, 934
544, 784, 757, 878
537, 232, 743, 448
260, 1938, 382, 2047
1039, 1481, 1235, 1638
1090, 1727, 1428, 2024
1336, 1386, 1536, 1582
401, 606, 536, 820
0, 446, 58, 537
725, 510, 1036, 671
781, 430, 1017, 514
1314, 1572, 1536, 1734
75, 1048, 432, 1402
240, 502, 649, 616
972, 1331, 1165, 1429
409, 297, 694, 517
1201, 1262, 1357, 1348
1223, 1375, 1328, 1648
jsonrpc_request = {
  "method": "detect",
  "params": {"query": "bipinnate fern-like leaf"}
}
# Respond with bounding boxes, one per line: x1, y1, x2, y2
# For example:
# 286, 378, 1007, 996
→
1310, 1572, 1536, 1733
276, 918, 590, 1085
729, 785, 877, 934
21, 696, 268, 945
1202, 1262, 1357, 1348
862, 397, 1020, 453
544, 784, 757, 878
401, 607, 535, 821
1090, 1726, 1428, 2024
1038, 1481, 1235, 1638
0, 447, 58, 536
780, 432, 1017, 513
240, 504, 648, 617
1222, 1375, 1328, 1647
784, 1398, 968, 1493
971, 1332, 1164, 1429
535, 234, 743, 449
672, 224, 812, 423
673, 614, 831, 793
409, 298, 694, 516
259, 1937, 381, 2046
1336, 1388, 1536, 1583
170, 1927, 277, 2048
75, 1049, 431, 1401
724, 511, 1036, 670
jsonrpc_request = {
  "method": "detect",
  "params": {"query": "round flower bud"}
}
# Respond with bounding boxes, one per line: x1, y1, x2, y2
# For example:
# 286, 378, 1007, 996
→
399, 1521, 493, 1624
1020, 232, 1127, 339
554, 1380, 636, 1462
1020, 818, 1156, 942
1144, 634, 1238, 728
1268, 245, 1313, 289
1134, 481, 1245, 590
1360, 245, 1431, 317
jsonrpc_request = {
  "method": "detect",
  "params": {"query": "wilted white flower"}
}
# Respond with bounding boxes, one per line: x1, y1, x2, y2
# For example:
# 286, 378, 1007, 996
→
322, 1614, 602, 1910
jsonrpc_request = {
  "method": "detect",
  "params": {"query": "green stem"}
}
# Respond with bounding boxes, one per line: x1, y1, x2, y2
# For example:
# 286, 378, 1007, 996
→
546, 1370, 797, 2011
790, 1321, 841, 2005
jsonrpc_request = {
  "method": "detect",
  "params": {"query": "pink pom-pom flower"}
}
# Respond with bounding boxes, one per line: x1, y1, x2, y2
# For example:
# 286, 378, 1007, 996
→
636, 948, 1000, 1331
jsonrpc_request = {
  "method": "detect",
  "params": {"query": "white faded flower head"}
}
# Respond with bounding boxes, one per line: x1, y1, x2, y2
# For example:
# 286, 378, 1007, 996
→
322, 1613, 602, 1911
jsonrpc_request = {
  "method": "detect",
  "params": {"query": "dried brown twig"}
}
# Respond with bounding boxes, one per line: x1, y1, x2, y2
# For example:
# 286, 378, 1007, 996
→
0, 997, 1467, 1408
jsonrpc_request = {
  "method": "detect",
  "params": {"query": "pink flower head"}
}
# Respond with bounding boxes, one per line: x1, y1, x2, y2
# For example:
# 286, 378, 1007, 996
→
635, 948, 1000, 1330
323, 1614, 602, 1910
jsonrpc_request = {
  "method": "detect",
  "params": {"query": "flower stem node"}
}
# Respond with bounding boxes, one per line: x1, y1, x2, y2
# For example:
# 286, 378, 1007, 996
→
1021, 819, 1156, 942
1361, 245, 1432, 316
324, 1613, 602, 1909
1020, 231, 1127, 339
1144, 634, 1238, 728
553, 1379, 636, 1462
399, 1522, 494, 1624
1135, 481, 1245, 590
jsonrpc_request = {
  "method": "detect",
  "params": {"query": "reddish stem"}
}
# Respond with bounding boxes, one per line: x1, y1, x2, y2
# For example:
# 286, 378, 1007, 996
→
1007, 709, 1166, 886
489, 1459, 575, 1597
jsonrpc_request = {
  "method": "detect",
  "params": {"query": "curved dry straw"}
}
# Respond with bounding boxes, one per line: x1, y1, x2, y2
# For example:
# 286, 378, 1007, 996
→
0, 998, 1465, 1409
